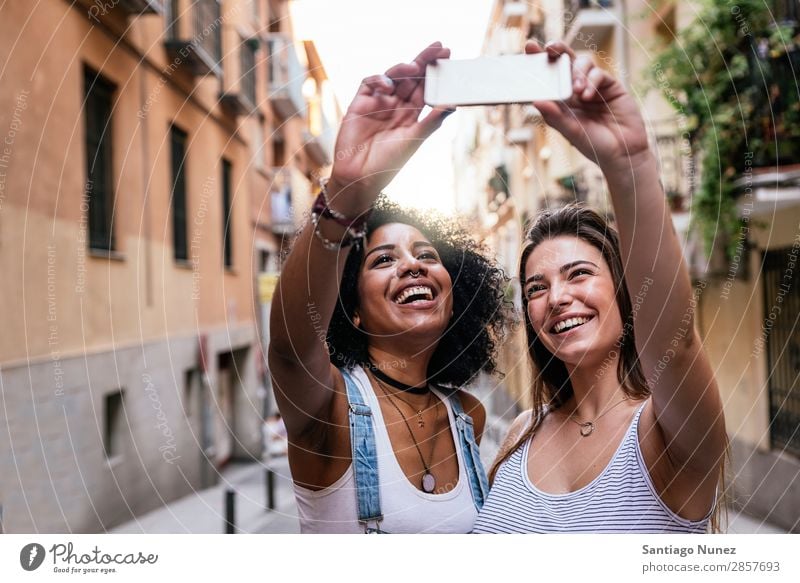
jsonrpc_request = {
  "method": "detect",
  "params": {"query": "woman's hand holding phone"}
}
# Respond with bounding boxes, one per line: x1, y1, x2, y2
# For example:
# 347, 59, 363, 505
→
325, 42, 455, 217
526, 40, 650, 173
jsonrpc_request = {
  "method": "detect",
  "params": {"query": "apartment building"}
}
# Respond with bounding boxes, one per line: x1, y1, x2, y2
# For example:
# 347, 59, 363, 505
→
455, 0, 799, 531
0, 0, 335, 532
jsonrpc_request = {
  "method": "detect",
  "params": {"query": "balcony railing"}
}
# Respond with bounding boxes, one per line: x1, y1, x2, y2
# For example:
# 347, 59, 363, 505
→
269, 167, 313, 234
775, 0, 800, 25
564, 0, 616, 47
164, 0, 222, 77
304, 96, 336, 166
269, 168, 294, 235
503, 1, 527, 28
84, 0, 163, 20
220, 38, 258, 115
118, 0, 163, 14
652, 118, 693, 212
266, 34, 307, 119
745, 46, 800, 169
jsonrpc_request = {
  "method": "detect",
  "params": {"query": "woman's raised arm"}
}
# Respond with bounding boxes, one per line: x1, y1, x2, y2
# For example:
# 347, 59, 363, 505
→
268, 43, 454, 437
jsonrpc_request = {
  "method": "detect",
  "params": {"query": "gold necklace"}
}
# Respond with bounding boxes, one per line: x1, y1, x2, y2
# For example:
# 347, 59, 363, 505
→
373, 374, 441, 493
386, 386, 433, 428
568, 395, 630, 437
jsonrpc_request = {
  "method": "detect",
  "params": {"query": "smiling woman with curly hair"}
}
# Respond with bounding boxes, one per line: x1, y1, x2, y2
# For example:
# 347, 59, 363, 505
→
268, 43, 511, 534
327, 198, 508, 389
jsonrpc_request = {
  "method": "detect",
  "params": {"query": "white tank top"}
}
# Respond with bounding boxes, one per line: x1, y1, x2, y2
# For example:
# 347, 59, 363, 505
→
293, 366, 478, 533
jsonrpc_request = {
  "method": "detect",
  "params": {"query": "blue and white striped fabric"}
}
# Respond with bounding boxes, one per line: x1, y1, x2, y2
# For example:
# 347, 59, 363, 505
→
472, 403, 710, 533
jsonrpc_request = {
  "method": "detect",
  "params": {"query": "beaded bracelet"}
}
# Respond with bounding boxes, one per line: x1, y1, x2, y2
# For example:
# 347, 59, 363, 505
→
310, 179, 371, 251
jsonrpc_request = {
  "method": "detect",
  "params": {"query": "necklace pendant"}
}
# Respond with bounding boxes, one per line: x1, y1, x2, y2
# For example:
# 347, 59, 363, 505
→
417, 412, 424, 429
579, 422, 595, 437
421, 472, 436, 493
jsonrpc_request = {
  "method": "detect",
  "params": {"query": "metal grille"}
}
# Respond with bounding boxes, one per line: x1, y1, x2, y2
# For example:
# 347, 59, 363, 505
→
240, 40, 257, 106
763, 248, 800, 457
194, 0, 221, 63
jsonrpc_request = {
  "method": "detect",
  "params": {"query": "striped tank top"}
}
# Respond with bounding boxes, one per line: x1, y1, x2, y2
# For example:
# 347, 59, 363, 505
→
472, 403, 711, 533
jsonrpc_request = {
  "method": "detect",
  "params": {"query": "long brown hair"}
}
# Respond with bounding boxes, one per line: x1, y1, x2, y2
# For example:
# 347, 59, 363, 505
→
490, 203, 727, 532
489, 204, 650, 479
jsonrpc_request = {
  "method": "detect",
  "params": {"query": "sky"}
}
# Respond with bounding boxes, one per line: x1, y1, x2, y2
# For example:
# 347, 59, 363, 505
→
290, 0, 495, 213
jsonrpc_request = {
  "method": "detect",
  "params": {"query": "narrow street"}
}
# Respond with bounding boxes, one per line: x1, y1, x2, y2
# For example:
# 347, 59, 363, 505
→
111, 455, 787, 535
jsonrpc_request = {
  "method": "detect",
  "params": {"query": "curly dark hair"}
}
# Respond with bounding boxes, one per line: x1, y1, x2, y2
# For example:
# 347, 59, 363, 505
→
326, 197, 511, 388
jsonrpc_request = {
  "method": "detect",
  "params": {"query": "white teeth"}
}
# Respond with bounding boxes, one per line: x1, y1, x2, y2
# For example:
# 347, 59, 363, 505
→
553, 316, 590, 333
395, 286, 434, 304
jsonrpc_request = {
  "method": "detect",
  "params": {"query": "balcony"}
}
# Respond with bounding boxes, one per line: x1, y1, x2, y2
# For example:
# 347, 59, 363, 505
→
744, 47, 800, 170
269, 168, 294, 235
164, 0, 222, 77
503, 1, 528, 28
118, 0, 163, 13
303, 97, 336, 166
83, 0, 163, 21
652, 119, 693, 213
220, 38, 258, 116
506, 127, 534, 145
505, 103, 540, 145
268, 167, 313, 235
733, 165, 800, 214
266, 34, 307, 119
563, 0, 617, 50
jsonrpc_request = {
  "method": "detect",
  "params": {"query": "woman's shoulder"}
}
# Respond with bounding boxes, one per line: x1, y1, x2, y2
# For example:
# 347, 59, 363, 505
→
449, 390, 486, 438
507, 409, 535, 441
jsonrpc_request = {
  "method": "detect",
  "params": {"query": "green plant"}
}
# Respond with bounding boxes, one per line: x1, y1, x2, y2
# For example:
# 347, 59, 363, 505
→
651, 0, 800, 260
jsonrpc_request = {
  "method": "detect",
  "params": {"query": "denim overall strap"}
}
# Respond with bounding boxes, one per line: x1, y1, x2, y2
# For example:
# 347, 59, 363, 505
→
448, 392, 489, 510
342, 370, 383, 529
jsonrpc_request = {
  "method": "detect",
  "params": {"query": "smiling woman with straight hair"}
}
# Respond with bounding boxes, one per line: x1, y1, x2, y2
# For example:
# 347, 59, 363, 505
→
268, 43, 509, 534
473, 40, 727, 533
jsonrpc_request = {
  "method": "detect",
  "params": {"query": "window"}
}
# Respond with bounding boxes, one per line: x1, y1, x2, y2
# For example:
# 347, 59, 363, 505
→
240, 38, 257, 107
166, 0, 178, 39
258, 249, 271, 273
272, 132, 285, 167
84, 67, 116, 251
170, 125, 189, 261
183, 369, 195, 418
222, 159, 233, 268
196, 0, 222, 63
103, 390, 125, 458
252, 122, 265, 170
268, 0, 281, 33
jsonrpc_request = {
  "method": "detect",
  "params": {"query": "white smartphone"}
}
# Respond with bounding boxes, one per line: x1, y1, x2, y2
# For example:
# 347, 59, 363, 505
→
424, 53, 573, 107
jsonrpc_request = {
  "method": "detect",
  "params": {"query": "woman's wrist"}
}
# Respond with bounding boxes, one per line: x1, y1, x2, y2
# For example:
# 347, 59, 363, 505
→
308, 178, 373, 252
325, 176, 377, 218
599, 147, 655, 176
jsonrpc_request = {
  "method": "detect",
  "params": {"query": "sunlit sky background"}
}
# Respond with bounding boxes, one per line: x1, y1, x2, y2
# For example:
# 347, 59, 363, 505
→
290, 0, 495, 213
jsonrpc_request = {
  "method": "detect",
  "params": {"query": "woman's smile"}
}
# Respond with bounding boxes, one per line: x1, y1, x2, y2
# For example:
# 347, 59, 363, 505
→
357, 223, 453, 340
524, 236, 622, 364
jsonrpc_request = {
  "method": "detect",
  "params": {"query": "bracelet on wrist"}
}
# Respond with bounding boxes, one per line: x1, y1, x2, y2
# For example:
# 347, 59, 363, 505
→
309, 179, 372, 251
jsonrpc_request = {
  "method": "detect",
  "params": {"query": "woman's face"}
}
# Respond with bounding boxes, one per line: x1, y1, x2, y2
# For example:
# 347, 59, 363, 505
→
523, 235, 622, 367
355, 223, 454, 347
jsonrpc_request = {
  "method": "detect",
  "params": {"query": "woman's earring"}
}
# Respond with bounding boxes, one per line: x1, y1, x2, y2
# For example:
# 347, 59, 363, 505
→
353, 313, 361, 328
